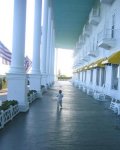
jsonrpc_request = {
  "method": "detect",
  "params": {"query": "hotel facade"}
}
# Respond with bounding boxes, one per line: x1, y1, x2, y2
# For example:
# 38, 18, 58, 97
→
72, 0, 120, 100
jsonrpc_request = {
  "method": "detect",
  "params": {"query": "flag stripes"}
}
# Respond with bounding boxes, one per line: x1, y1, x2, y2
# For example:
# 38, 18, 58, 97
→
0, 41, 32, 72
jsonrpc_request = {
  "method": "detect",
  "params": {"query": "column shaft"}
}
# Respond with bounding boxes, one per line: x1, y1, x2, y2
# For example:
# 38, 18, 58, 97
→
51, 28, 55, 83
31, 0, 42, 74
40, 0, 49, 86
29, 0, 42, 96
46, 7, 52, 86
10, 0, 26, 74
7, 0, 29, 112
49, 20, 54, 84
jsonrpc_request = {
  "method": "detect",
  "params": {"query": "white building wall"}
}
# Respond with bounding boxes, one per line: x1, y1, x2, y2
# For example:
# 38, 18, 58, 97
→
73, 0, 120, 99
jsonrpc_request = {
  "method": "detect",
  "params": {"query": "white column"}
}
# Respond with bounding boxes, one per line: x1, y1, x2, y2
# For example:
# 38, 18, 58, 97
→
7, 0, 29, 112
54, 48, 58, 82
48, 20, 53, 85
50, 22, 55, 84
29, 0, 42, 96
46, 7, 52, 87
40, 0, 49, 86
51, 28, 55, 83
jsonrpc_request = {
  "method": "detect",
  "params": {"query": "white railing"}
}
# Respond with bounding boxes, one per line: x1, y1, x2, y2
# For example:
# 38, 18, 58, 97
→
79, 36, 85, 45
100, 0, 115, 4
28, 93, 38, 104
89, 8, 100, 18
83, 24, 91, 36
0, 104, 19, 129
98, 29, 120, 43
87, 50, 98, 57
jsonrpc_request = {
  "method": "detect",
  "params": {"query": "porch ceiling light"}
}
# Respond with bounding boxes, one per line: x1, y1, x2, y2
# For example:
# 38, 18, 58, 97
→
102, 51, 120, 65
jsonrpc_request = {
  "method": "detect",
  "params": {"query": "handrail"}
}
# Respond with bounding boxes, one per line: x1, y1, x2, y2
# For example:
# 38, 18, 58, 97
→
98, 28, 120, 42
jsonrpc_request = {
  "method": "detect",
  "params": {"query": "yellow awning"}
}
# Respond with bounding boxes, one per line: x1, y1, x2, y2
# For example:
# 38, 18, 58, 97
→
79, 65, 87, 72
77, 68, 81, 72
73, 69, 78, 73
84, 66, 88, 70
102, 51, 120, 65
88, 62, 95, 69
94, 58, 107, 68
80, 66, 85, 71
82, 65, 88, 71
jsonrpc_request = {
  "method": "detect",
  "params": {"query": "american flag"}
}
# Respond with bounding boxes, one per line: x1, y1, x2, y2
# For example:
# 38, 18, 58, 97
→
24, 56, 32, 72
0, 41, 12, 64
0, 41, 32, 72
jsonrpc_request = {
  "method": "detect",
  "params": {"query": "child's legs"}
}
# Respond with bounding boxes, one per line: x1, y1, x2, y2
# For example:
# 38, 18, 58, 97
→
57, 100, 59, 107
59, 100, 62, 107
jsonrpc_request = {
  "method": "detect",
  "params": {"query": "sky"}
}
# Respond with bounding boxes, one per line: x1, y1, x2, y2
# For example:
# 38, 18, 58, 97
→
0, 0, 73, 76
57, 49, 73, 76
0, 0, 34, 59
0, 0, 14, 51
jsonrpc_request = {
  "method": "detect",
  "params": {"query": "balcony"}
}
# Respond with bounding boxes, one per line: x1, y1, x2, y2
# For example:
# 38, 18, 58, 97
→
100, 0, 115, 4
97, 29, 117, 49
80, 56, 90, 62
76, 42, 81, 50
87, 50, 97, 57
79, 35, 85, 46
89, 8, 100, 25
83, 24, 91, 37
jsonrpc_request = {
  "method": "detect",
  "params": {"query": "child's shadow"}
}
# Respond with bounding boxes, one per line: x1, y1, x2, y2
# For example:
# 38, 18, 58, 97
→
57, 107, 62, 113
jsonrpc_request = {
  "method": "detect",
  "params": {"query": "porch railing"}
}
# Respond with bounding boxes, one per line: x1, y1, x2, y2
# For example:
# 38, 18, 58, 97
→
0, 104, 19, 129
98, 29, 120, 43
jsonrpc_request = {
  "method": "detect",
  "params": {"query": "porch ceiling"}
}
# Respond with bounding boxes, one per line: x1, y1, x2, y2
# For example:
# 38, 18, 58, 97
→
52, 0, 96, 49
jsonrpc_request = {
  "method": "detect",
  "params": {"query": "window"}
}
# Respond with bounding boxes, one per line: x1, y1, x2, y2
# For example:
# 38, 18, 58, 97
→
5, 59, 7, 65
84, 71, 87, 82
2, 58, 6, 64
96, 68, 100, 85
82, 72, 84, 82
111, 14, 115, 38
90, 70, 93, 83
111, 65, 118, 90
101, 68, 106, 86
77, 73, 79, 80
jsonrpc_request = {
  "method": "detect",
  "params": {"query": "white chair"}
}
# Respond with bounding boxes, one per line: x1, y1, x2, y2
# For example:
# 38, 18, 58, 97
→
93, 85, 106, 101
113, 99, 120, 115
110, 98, 116, 111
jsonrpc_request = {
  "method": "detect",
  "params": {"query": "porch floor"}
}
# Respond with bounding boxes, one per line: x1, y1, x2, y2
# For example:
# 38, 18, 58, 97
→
0, 81, 120, 150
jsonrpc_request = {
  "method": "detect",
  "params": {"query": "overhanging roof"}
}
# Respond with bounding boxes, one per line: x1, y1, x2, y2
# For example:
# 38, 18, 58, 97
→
52, 0, 96, 49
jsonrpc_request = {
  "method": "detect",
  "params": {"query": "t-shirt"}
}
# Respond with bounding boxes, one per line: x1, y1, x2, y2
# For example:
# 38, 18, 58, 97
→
57, 93, 63, 101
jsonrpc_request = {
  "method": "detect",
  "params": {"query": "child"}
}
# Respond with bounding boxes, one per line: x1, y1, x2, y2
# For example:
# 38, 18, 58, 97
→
56, 90, 63, 108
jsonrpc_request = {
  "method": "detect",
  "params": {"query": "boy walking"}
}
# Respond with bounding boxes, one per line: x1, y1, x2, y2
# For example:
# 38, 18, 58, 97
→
56, 90, 63, 108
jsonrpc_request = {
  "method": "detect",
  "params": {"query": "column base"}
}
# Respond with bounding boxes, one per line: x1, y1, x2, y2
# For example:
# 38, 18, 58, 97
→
49, 74, 55, 85
37, 92, 42, 98
7, 73, 29, 112
29, 74, 42, 97
41, 73, 47, 87
19, 103, 29, 112
45, 75, 49, 88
